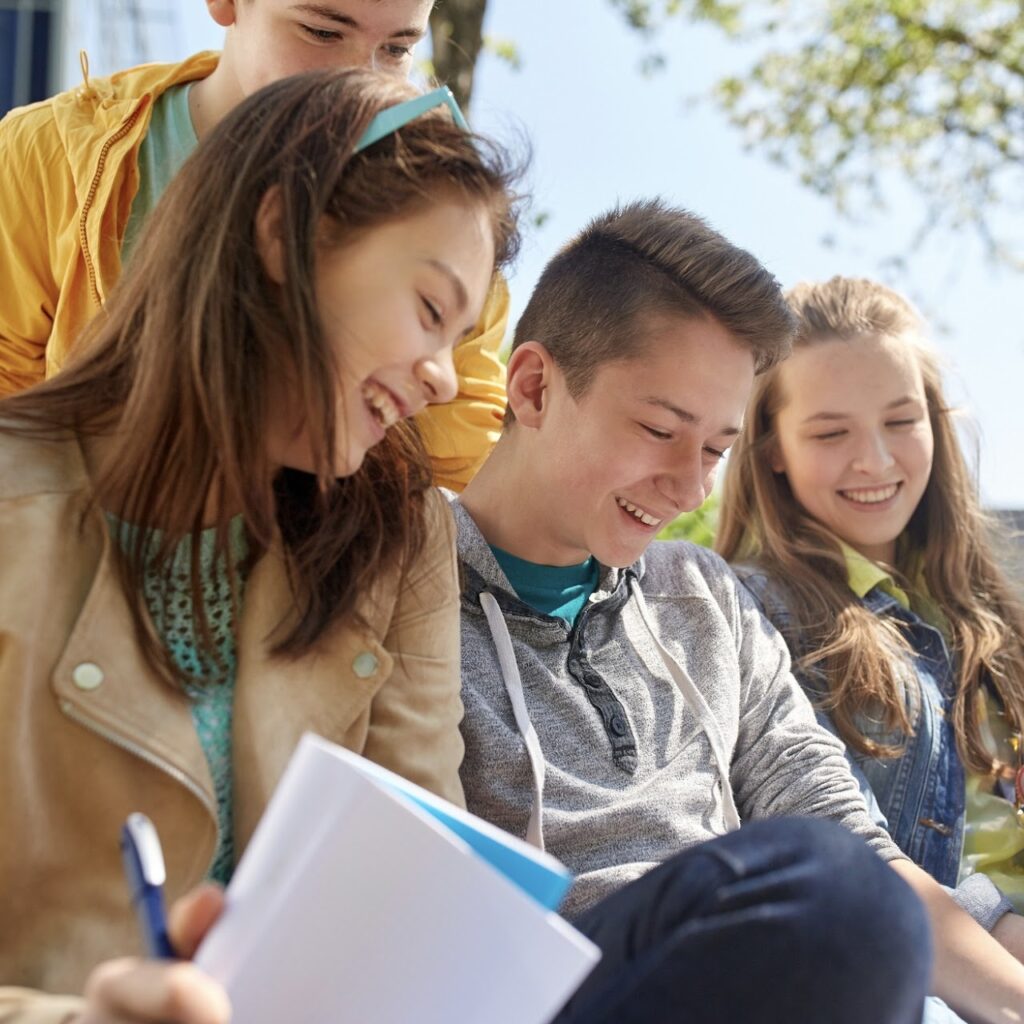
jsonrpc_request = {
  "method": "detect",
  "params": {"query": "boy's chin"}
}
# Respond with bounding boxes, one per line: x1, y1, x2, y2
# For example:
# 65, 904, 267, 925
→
590, 537, 653, 569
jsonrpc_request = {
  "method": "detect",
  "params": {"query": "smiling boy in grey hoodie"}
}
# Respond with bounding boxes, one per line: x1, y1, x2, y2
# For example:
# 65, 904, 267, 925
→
452, 200, 1024, 1024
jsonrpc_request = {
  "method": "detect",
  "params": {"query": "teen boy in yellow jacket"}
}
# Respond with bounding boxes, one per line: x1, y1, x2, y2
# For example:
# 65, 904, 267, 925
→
0, 1, 509, 491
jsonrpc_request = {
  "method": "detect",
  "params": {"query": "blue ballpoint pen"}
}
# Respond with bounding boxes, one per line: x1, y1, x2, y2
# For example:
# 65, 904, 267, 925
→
121, 812, 176, 958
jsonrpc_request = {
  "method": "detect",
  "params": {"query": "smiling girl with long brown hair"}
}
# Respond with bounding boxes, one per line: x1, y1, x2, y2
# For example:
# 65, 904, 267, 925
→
0, 68, 518, 1023
719, 276, 1024, 960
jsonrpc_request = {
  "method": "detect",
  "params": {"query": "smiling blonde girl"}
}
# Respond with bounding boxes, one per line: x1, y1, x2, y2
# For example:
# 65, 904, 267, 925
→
718, 276, 1024, 952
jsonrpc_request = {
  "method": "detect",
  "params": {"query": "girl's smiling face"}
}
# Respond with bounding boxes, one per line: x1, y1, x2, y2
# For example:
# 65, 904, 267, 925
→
264, 195, 495, 478
770, 334, 935, 565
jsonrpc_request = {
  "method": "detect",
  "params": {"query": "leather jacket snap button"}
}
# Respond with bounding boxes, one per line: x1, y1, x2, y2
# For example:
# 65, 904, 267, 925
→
72, 662, 105, 691
352, 652, 379, 679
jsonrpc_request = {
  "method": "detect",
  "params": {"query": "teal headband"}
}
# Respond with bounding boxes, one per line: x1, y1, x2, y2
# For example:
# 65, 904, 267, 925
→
353, 86, 469, 154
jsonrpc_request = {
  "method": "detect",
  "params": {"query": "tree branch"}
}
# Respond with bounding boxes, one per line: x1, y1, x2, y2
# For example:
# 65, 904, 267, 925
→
429, 0, 488, 112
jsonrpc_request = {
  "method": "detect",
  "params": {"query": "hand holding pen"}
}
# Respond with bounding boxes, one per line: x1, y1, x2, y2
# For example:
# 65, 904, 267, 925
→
72, 814, 229, 1024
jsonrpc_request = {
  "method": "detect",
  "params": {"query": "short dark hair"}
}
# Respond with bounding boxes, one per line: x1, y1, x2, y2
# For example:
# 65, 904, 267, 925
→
507, 199, 795, 423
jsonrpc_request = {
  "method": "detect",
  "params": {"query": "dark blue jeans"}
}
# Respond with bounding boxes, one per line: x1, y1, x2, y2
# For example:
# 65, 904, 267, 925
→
553, 817, 932, 1024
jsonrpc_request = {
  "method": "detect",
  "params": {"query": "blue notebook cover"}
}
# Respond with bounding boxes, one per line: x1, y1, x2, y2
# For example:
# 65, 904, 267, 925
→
397, 790, 572, 912
299, 733, 573, 912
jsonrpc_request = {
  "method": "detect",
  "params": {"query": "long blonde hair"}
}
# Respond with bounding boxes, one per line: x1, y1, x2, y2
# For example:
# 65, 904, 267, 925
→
717, 276, 1024, 773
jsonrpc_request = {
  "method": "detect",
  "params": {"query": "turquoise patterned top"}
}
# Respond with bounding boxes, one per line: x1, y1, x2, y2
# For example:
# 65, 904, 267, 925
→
108, 514, 249, 884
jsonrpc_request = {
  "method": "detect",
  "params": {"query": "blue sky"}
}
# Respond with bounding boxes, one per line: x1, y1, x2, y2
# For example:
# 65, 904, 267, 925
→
112, 0, 1024, 506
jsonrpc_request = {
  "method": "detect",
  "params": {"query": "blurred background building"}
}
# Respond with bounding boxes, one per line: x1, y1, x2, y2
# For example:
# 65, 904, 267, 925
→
1, 0, 181, 117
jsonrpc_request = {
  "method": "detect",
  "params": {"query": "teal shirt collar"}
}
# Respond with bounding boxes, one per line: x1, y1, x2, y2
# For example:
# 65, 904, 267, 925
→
489, 545, 599, 626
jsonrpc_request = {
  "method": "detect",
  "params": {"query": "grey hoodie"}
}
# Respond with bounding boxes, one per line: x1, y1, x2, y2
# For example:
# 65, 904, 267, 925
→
452, 498, 904, 920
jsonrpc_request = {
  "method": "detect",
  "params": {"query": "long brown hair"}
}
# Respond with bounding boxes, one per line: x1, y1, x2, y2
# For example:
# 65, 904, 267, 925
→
718, 276, 1024, 773
0, 69, 520, 683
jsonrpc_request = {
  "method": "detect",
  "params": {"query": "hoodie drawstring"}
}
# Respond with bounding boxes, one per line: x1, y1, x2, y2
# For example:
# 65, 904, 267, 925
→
77, 50, 98, 101
479, 591, 547, 850
628, 578, 741, 831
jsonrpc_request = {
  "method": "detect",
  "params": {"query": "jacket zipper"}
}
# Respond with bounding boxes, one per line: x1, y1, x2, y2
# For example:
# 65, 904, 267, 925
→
78, 101, 147, 309
59, 698, 220, 878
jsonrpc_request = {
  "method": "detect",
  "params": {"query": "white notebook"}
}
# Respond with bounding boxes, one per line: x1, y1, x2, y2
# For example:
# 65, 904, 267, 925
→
196, 733, 600, 1024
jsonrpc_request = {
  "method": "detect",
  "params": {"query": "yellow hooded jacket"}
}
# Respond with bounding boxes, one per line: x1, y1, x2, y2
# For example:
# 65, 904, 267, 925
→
0, 52, 509, 491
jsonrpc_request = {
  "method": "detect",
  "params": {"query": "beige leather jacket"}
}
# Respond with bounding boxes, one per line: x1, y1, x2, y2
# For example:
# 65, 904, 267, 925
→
0, 428, 464, 1022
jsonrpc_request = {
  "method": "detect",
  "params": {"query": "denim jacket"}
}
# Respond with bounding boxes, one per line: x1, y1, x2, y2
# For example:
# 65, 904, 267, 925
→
736, 566, 1013, 931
